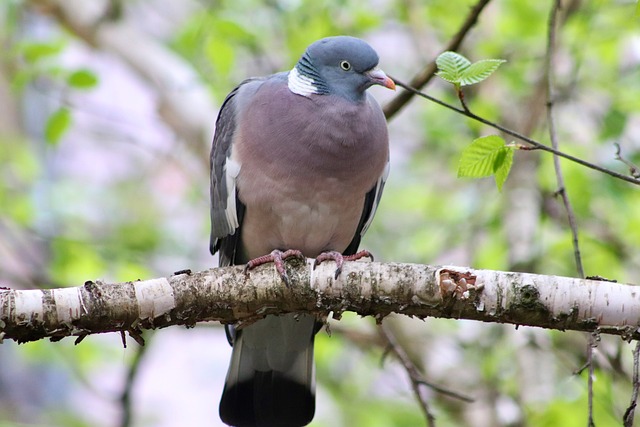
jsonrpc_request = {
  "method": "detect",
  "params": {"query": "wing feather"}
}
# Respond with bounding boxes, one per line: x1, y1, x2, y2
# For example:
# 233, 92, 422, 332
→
343, 160, 389, 256
209, 81, 250, 257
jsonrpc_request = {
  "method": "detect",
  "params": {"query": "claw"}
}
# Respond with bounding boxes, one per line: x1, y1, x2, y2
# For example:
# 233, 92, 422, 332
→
313, 250, 374, 279
244, 249, 305, 287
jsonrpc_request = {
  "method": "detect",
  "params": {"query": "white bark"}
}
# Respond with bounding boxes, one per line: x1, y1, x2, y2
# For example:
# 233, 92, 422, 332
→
1, 260, 638, 344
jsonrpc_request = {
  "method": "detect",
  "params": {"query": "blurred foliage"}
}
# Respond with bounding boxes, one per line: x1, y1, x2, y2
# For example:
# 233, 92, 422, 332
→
1, 0, 640, 426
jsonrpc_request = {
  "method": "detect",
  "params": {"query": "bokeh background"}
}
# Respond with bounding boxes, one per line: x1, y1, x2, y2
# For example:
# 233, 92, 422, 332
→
1, 0, 640, 426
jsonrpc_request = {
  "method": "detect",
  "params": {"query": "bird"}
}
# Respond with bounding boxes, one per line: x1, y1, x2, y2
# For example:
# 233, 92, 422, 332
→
209, 35, 394, 427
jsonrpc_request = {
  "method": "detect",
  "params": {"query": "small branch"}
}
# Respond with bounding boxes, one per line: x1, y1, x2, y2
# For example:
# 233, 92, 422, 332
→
546, 6, 593, 426
415, 378, 474, 403
573, 361, 590, 376
614, 143, 640, 179
332, 322, 473, 404
456, 86, 471, 113
587, 332, 599, 427
378, 323, 474, 403
391, 79, 640, 186
545, 0, 584, 278
624, 341, 640, 427
119, 338, 149, 427
383, 0, 492, 120
379, 323, 436, 427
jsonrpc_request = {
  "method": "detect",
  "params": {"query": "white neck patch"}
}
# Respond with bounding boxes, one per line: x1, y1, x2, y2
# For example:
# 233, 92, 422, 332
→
287, 67, 318, 97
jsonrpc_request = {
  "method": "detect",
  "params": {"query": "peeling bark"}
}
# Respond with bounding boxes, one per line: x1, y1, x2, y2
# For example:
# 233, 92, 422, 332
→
1, 260, 638, 344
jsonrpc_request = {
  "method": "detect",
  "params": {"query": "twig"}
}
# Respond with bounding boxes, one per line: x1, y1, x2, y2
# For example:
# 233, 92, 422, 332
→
457, 87, 471, 113
383, 0, 492, 120
623, 341, 640, 427
390, 79, 640, 187
587, 332, 599, 427
545, 0, 584, 279
379, 323, 436, 427
415, 378, 475, 403
547, 6, 594, 426
614, 143, 640, 179
329, 321, 473, 405
573, 361, 590, 376
119, 338, 150, 427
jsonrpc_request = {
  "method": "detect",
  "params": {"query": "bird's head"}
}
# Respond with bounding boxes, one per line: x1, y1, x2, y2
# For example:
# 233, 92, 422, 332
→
288, 36, 395, 101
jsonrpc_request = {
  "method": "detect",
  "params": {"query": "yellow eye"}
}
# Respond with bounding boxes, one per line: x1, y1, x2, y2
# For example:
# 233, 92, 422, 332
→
340, 60, 351, 71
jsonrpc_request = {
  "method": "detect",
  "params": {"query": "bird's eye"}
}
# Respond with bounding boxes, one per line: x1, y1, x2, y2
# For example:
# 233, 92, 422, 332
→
340, 60, 351, 71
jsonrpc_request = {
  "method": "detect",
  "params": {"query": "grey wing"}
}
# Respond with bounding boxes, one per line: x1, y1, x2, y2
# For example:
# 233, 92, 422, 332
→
210, 76, 276, 265
209, 81, 249, 259
343, 160, 390, 256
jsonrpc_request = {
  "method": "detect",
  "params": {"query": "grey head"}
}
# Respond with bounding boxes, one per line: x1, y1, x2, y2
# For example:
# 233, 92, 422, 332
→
289, 36, 395, 102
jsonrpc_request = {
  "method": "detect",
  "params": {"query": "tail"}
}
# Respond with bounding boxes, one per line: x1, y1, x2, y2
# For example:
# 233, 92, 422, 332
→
219, 313, 317, 427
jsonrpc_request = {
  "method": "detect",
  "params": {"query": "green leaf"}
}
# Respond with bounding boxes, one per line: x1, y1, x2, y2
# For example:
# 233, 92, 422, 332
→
205, 37, 235, 76
20, 40, 65, 63
435, 51, 471, 84
457, 135, 514, 191
599, 108, 627, 140
214, 19, 257, 46
436, 51, 506, 86
67, 69, 99, 89
493, 144, 514, 191
44, 107, 72, 145
458, 135, 505, 177
460, 59, 507, 86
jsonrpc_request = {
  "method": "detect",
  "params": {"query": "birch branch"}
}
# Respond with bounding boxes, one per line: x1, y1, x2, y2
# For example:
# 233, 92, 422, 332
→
1, 260, 639, 345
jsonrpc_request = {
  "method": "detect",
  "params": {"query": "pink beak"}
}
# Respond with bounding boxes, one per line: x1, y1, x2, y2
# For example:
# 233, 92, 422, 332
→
366, 67, 396, 90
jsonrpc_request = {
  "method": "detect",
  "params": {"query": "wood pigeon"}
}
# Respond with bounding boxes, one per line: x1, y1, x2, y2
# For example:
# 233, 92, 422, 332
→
210, 35, 394, 427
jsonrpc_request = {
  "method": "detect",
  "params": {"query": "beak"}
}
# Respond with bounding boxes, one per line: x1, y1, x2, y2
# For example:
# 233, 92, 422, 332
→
366, 67, 396, 90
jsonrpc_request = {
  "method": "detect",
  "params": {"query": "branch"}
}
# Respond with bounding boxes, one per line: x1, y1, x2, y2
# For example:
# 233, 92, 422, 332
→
2, 260, 640, 344
587, 333, 598, 427
378, 323, 474, 403
379, 323, 436, 427
120, 339, 149, 427
383, 0, 492, 120
624, 341, 640, 426
545, 4, 594, 425
545, 0, 584, 279
615, 143, 640, 179
391, 79, 640, 186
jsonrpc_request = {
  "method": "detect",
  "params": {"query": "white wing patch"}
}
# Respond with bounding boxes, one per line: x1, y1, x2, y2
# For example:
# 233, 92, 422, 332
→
287, 67, 318, 97
224, 157, 241, 231
361, 161, 390, 236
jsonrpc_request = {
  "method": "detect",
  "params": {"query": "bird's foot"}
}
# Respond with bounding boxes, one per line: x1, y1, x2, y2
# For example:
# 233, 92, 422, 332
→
313, 250, 374, 279
244, 249, 305, 287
